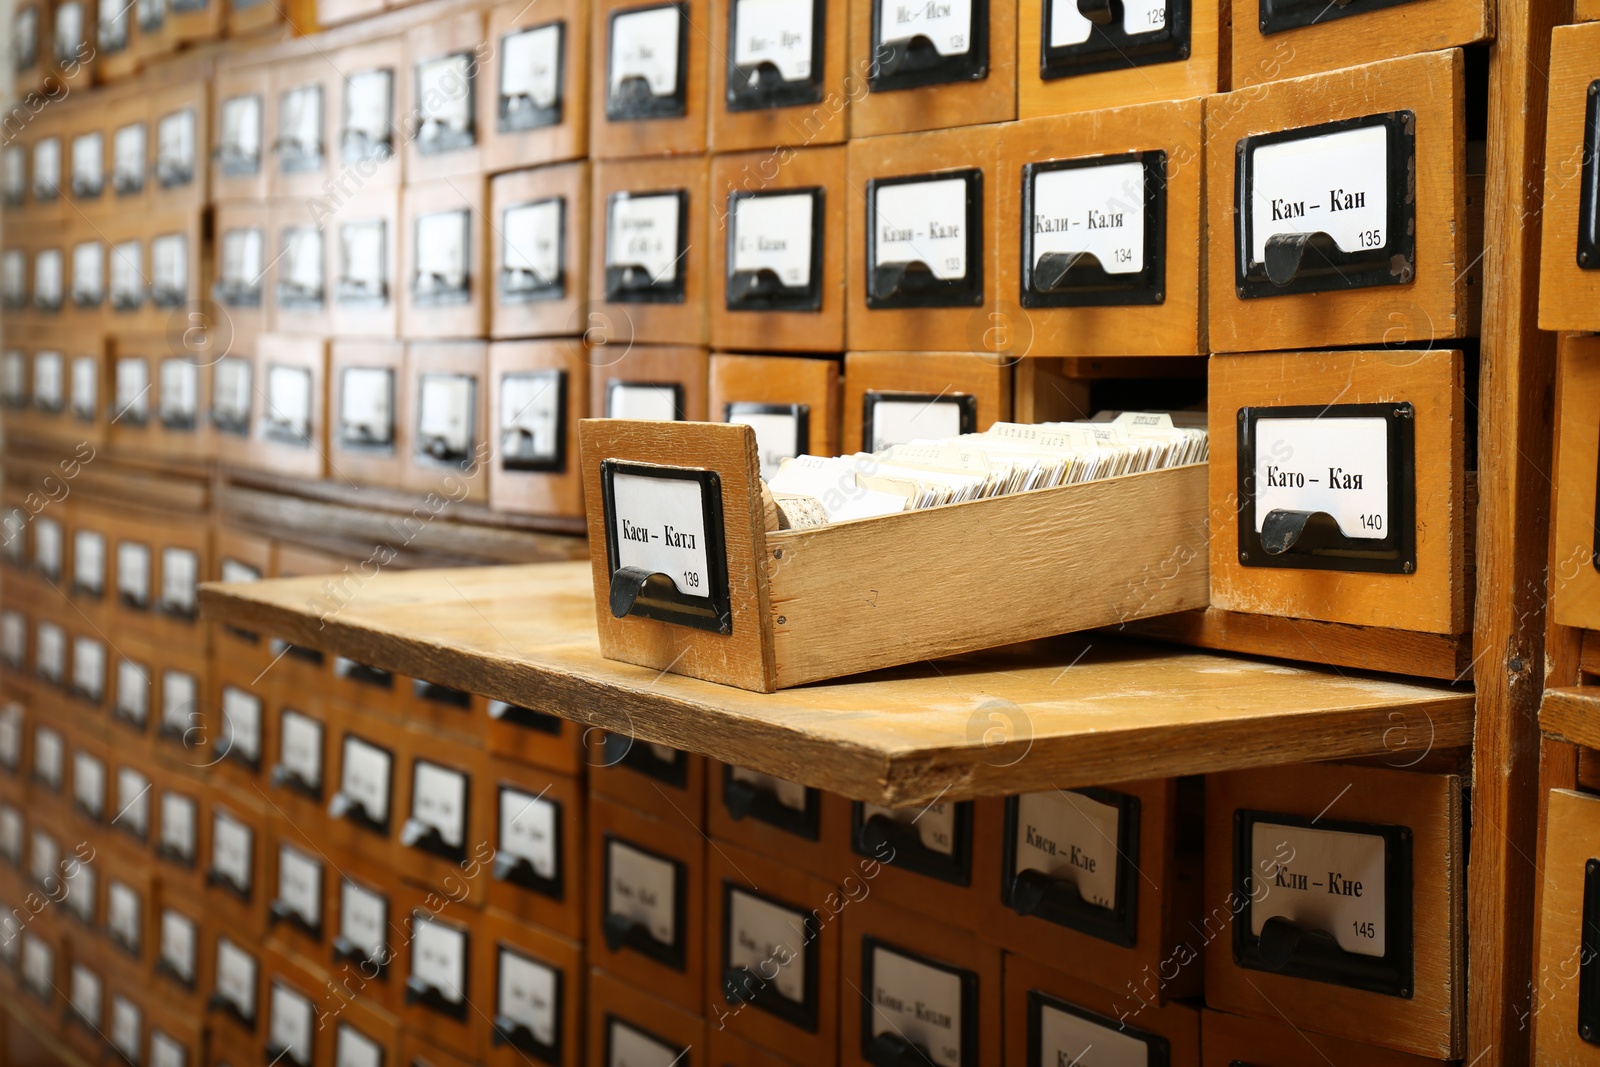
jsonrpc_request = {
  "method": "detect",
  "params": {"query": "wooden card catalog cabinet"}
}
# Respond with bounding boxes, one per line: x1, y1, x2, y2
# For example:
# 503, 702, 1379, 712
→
709, 354, 841, 478
333, 40, 399, 187
330, 189, 401, 338
1204, 763, 1464, 1059
1202, 1009, 1446, 1066
1020, 0, 1219, 118
1232, 0, 1487, 88
402, 9, 485, 182
591, 156, 710, 344
402, 341, 487, 501
590, 344, 709, 421
330, 340, 405, 486
846, 125, 1001, 352
999, 100, 1205, 356
484, 0, 589, 172
841, 895, 1003, 1066
710, 0, 848, 151
272, 202, 332, 336
1209, 349, 1470, 635
270, 58, 336, 201
1004, 954, 1202, 1067
1206, 50, 1472, 353
588, 794, 706, 1010
1551, 335, 1600, 635
396, 886, 483, 1057
487, 339, 588, 517
1534, 788, 1600, 1064
253, 334, 328, 480
710, 145, 846, 353
151, 85, 205, 211
214, 67, 270, 202
843, 350, 1008, 452
212, 201, 270, 340
1540, 22, 1600, 333
489, 162, 589, 340
479, 911, 581, 1067
402, 179, 488, 339
591, 0, 708, 158
847, 0, 1016, 136
484, 760, 584, 938
588, 968, 706, 1067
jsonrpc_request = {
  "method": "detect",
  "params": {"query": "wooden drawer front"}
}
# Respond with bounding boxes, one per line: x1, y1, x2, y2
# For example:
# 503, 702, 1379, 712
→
706, 761, 852, 880
1204, 762, 1464, 1059
327, 189, 402, 340
841, 351, 1011, 453
590, 738, 706, 829
1019, 0, 1220, 119
330, 39, 402, 190
152, 647, 206, 760
205, 791, 268, 941
587, 967, 706, 1067
484, 690, 585, 774
263, 947, 333, 1067
707, 841, 841, 1063
227, 0, 281, 35
326, 702, 402, 873
980, 779, 1203, 1003
213, 526, 274, 666
488, 162, 590, 340
400, 341, 488, 503
211, 200, 271, 346
848, 798, 995, 931
147, 996, 205, 1067
1205, 50, 1472, 353
330, 998, 403, 1067
1533, 788, 1600, 1064
214, 348, 257, 470
214, 67, 271, 203
486, 339, 590, 519
401, 179, 489, 341
483, 761, 584, 939
709, 0, 848, 151
331, 340, 407, 489
331, 653, 402, 718
394, 727, 488, 903
12, 2, 50, 99
1010, 953, 1201, 1065
1553, 336, 1600, 634
707, 1029, 804, 1066
65, 226, 105, 331
479, 909, 583, 1067
401, 8, 486, 183
150, 83, 207, 213
1200, 1008, 1446, 1066
395, 883, 484, 1057
104, 842, 154, 970
206, 928, 264, 1044
67, 501, 113, 623
110, 748, 155, 850
1233, 0, 1487, 88
401, 673, 487, 742
845, 125, 1002, 352
589, 344, 709, 422
166, 0, 219, 46
840, 894, 1003, 1066
153, 776, 208, 895
209, 662, 266, 790
709, 147, 846, 353
590, 156, 711, 345
328, 851, 405, 1017
847, 0, 1017, 136
270, 199, 334, 337
269, 545, 341, 696
269, 57, 337, 201
589, 0, 709, 159
482, 0, 589, 173
265, 815, 332, 960
709, 354, 842, 470
264, 697, 333, 831
1542, 22, 1600, 332
1208, 349, 1470, 634
999, 100, 1205, 357
586, 794, 706, 1011
251, 334, 329, 481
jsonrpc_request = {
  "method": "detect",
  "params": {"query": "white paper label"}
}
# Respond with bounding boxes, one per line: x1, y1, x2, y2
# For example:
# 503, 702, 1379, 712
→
111, 996, 141, 1059
1250, 820, 1388, 957
610, 6, 681, 98
499, 786, 557, 878
266, 365, 313, 441
35, 517, 61, 576
0, 806, 20, 862
3, 147, 23, 200
608, 1020, 681, 1067
116, 658, 149, 723
863, 801, 957, 856
22, 935, 52, 995
34, 137, 59, 196
159, 359, 198, 425
73, 530, 103, 591
160, 909, 195, 980
212, 809, 254, 893
35, 248, 62, 305
215, 938, 257, 1019
114, 124, 145, 190
502, 23, 562, 107
13, 6, 35, 61
733, 0, 815, 80
151, 1031, 185, 1067
36, 621, 64, 681
339, 220, 385, 295
340, 736, 391, 823
498, 948, 559, 1043
0, 705, 18, 768
222, 229, 263, 293
606, 383, 680, 421
279, 85, 324, 157
727, 888, 808, 1003
279, 709, 324, 789
63, 859, 95, 922
874, 177, 969, 280
729, 767, 808, 812
339, 880, 387, 960
277, 844, 322, 927
607, 193, 681, 284
159, 790, 196, 860
222, 685, 262, 763
215, 358, 252, 424
1049, 0, 1166, 45
1249, 124, 1389, 263
1, 253, 22, 303
162, 669, 196, 733
157, 110, 195, 177
71, 131, 102, 192
107, 879, 140, 946
281, 227, 324, 297
1012, 790, 1121, 909
0, 351, 22, 400
115, 358, 151, 423
345, 70, 392, 146
503, 198, 563, 285
73, 749, 105, 814
732, 192, 815, 287
115, 766, 149, 833
152, 233, 187, 296
606, 839, 679, 945
1252, 415, 1391, 541
222, 558, 261, 584
876, 0, 972, 55
335, 1025, 383, 1067
71, 242, 103, 304
867, 396, 964, 452
499, 370, 562, 463
118, 540, 150, 602
269, 983, 314, 1065
159, 543, 196, 609
70, 963, 101, 1022
609, 470, 711, 597
29, 828, 58, 883
869, 945, 966, 1067
34, 350, 63, 408
1036, 1000, 1156, 1067
35, 727, 63, 786
410, 761, 467, 848
411, 916, 466, 1002
71, 356, 97, 418
415, 211, 468, 294
99, 1, 128, 47
111, 240, 143, 306
417, 372, 474, 456
1031, 161, 1146, 275
417, 54, 473, 133
55, 0, 83, 53
728, 409, 803, 481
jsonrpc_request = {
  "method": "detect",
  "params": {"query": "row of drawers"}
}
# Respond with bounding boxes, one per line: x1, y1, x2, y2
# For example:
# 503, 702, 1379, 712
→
3, 50, 1485, 355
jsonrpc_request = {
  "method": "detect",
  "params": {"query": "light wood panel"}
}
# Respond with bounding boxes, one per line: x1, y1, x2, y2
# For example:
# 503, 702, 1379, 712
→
841, 351, 1011, 454
1231, 0, 1489, 89
847, 0, 1016, 136
1551, 335, 1600, 634
480, 0, 589, 173
1532, 788, 1600, 1064
1538, 22, 1600, 331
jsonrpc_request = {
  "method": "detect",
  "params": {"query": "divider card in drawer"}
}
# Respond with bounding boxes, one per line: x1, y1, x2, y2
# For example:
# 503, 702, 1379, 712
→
1540, 22, 1600, 332
1209, 350, 1470, 635
1232, 0, 1488, 88
1551, 336, 1600, 635
1206, 50, 1471, 353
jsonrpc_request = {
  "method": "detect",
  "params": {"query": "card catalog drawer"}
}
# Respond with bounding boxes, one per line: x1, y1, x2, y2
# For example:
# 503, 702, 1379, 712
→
1204, 762, 1465, 1058
328, 189, 401, 340
846, 125, 1002, 353
251, 334, 329, 481
329, 997, 403, 1067
214, 66, 271, 203
394, 726, 488, 904
211, 200, 270, 344
590, 739, 706, 829
848, 0, 1017, 136
710, 0, 849, 151
842, 351, 1009, 453
483, 761, 585, 940
1019, 0, 1220, 119
980, 778, 1204, 1002
1005, 954, 1202, 1067
1205, 50, 1472, 353
328, 849, 405, 1017
403, 675, 486, 743
150, 82, 206, 213
206, 927, 264, 1044
484, 693, 585, 775
12, 2, 49, 98
331, 652, 402, 720
205, 790, 268, 941
269, 544, 339, 695
264, 695, 333, 833
1553, 336, 1600, 635
1200, 1008, 1445, 1066
325, 701, 402, 874
151, 648, 206, 763
208, 342, 255, 455
707, 840, 841, 1062
329, 339, 406, 489
483, 0, 589, 173
708, 1030, 803, 1067
109, 745, 156, 852
30, 229, 67, 329
401, 178, 488, 340
153, 880, 205, 1006
65, 723, 109, 830
590, 344, 709, 422
166, 0, 220, 47
586, 794, 705, 1010
330, 38, 401, 189
489, 162, 589, 340
590, 0, 708, 158
710, 146, 846, 353
487, 339, 589, 519
103, 840, 154, 970
213, 526, 273, 666
395, 882, 484, 1058
209, 662, 266, 790
478, 908, 582, 1067
1540, 22, 1600, 332
840, 892, 1003, 1067
27, 131, 66, 226
400, 1033, 475, 1067
998, 99, 1206, 357
64, 228, 105, 334
1208, 349, 1470, 634
263, 946, 333, 1067
1532, 788, 1600, 1064
149, 996, 205, 1067
707, 761, 852, 880
587, 967, 706, 1067
710, 354, 841, 473
401, 341, 488, 502
849, 797, 993, 930
153, 773, 208, 900
590, 156, 710, 345
1233, 0, 1487, 88
271, 200, 333, 337
65, 100, 107, 213
401, 8, 485, 182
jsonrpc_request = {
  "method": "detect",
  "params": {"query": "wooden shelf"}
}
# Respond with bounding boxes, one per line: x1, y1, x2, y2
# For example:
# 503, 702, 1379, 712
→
200, 561, 1475, 805
1541, 687, 1600, 750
